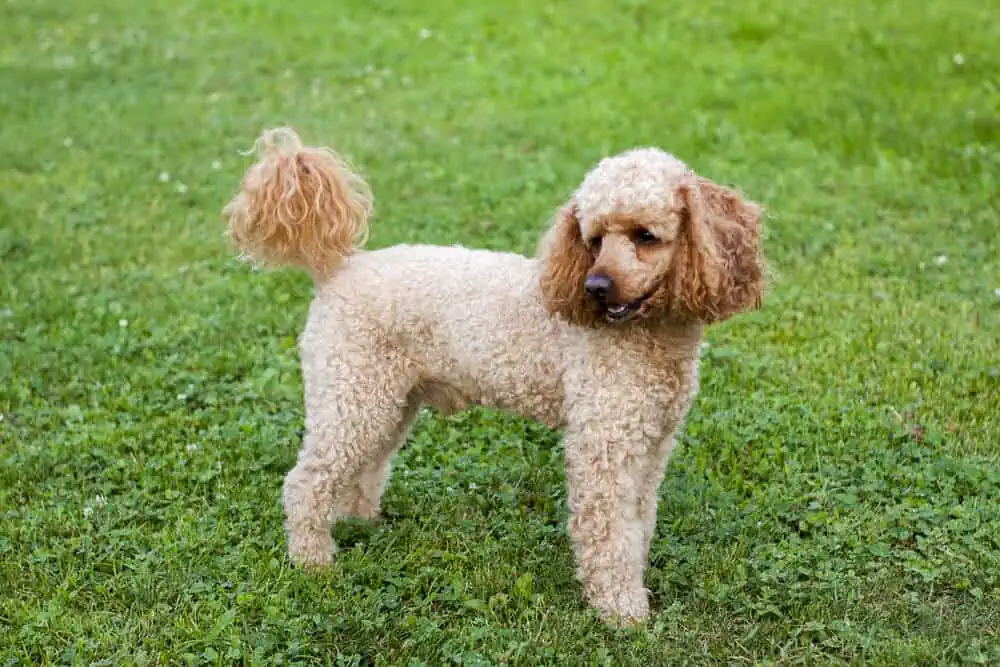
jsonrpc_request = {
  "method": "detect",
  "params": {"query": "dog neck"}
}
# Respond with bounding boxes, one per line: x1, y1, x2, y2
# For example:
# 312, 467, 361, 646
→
595, 317, 704, 362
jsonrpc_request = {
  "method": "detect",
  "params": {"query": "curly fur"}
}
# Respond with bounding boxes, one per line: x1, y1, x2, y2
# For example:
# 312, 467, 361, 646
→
223, 127, 372, 279
668, 179, 764, 321
223, 129, 765, 625
538, 203, 597, 326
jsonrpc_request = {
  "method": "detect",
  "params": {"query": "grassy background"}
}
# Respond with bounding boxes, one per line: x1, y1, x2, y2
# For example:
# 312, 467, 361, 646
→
2, 0, 999, 663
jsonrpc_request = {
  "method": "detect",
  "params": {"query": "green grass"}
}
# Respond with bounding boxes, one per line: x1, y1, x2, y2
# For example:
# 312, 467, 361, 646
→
2, 0, 999, 663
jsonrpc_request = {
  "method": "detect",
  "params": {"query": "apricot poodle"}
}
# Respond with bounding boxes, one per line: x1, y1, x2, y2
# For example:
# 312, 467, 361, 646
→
223, 128, 765, 624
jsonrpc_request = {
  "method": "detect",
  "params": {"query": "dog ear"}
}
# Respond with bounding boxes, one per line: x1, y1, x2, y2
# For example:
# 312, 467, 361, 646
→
670, 178, 764, 322
538, 202, 597, 326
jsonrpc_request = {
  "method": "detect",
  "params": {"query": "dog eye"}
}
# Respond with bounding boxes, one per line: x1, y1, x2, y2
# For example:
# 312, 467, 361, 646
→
588, 236, 603, 252
633, 229, 658, 245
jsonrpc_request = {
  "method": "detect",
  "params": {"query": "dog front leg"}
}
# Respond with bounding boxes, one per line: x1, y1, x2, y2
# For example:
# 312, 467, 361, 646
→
563, 429, 651, 625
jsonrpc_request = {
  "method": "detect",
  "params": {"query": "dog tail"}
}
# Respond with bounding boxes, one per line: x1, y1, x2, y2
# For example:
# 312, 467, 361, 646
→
223, 127, 373, 280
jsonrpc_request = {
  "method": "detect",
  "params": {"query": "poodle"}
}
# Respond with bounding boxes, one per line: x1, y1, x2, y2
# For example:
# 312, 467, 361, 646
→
223, 128, 765, 624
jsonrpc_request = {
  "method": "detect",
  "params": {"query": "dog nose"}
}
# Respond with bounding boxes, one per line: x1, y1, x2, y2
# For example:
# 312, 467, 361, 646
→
584, 274, 613, 301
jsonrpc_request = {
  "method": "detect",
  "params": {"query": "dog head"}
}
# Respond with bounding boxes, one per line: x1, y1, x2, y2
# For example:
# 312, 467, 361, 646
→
539, 149, 764, 326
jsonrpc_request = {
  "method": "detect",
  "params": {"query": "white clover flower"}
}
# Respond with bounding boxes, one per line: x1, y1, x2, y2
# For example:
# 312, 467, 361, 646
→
118, 319, 128, 328
158, 172, 170, 183
84, 494, 106, 517
211, 159, 222, 170
418, 28, 432, 40
933, 254, 948, 266
953, 53, 965, 66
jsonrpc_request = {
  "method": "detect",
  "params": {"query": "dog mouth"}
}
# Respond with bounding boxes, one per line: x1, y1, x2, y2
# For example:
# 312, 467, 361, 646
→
602, 290, 654, 323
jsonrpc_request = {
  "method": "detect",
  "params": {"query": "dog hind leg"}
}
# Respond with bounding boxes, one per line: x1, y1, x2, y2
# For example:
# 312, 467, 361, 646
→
335, 401, 420, 521
283, 343, 417, 568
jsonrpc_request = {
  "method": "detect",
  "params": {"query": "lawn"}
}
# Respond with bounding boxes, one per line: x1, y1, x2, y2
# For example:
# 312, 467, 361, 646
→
2, 0, 999, 663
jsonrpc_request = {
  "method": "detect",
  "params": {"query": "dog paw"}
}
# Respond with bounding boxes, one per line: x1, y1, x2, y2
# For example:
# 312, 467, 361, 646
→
287, 538, 336, 569
592, 587, 650, 627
